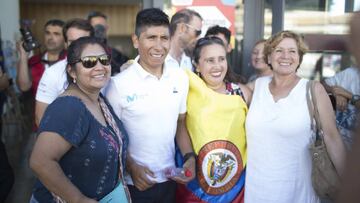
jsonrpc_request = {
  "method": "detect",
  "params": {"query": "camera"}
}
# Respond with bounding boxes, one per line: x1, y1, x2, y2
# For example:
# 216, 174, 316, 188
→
20, 23, 40, 52
94, 24, 107, 44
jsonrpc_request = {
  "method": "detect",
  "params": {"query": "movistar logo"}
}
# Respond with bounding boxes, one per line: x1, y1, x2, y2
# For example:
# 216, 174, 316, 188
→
126, 93, 148, 103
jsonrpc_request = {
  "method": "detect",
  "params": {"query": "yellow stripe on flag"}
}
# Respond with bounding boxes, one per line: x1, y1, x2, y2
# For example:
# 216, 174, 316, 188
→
185, 70, 248, 167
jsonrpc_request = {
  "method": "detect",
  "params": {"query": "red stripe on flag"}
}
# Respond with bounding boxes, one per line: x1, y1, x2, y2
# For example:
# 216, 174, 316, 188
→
175, 184, 206, 203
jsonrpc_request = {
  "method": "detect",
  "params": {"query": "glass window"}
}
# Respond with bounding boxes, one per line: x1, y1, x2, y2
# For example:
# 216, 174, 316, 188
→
265, 0, 352, 37
264, 0, 356, 79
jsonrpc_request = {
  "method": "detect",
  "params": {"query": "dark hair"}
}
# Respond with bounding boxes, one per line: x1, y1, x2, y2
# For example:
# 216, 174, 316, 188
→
193, 36, 242, 83
193, 36, 225, 64
135, 8, 169, 37
66, 36, 109, 84
170, 9, 202, 37
44, 19, 65, 29
62, 18, 94, 42
87, 11, 107, 21
205, 25, 231, 44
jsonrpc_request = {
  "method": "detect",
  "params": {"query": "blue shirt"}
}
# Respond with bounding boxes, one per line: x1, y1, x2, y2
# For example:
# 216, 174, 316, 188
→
32, 94, 128, 202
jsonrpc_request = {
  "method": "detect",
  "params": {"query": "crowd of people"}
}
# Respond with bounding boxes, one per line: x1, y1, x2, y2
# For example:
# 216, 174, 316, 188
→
0, 6, 359, 203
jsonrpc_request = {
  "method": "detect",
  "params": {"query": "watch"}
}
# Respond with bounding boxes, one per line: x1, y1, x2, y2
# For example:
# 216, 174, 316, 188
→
351, 94, 360, 105
183, 152, 197, 162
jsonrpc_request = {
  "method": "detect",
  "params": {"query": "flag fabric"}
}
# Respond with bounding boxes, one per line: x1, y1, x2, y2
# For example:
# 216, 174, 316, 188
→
176, 70, 247, 203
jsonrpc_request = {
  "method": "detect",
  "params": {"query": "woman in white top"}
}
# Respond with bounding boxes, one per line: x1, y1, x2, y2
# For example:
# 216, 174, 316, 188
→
245, 30, 346, 203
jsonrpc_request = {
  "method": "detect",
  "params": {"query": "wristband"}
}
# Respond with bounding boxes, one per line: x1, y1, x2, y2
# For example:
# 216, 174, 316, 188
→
183, 152, 196, 162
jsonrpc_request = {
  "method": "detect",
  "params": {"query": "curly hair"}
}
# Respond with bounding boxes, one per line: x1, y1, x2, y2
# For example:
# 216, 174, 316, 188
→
263, 30, 308, 69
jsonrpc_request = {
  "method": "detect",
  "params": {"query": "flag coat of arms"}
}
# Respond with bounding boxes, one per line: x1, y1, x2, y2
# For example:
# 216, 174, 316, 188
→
176, 70, 247, 203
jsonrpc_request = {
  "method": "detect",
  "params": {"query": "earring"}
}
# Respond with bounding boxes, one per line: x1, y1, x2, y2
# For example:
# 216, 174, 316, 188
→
73, 78, 76, 83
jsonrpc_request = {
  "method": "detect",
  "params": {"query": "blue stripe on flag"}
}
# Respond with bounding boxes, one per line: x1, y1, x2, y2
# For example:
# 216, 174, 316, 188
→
175, 146, 245, 203
187, 170, 245, 203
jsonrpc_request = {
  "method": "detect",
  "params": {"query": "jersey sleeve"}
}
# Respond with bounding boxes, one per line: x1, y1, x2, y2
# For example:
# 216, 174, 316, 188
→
179, 70, 189, 114
103, 77, 123, 119
36, 62, 66, 104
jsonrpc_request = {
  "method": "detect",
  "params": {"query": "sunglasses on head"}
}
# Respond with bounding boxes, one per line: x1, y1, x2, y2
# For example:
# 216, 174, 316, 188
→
185, 23, 201, 37
73, 54, 111, 68
197, 36, 224, 46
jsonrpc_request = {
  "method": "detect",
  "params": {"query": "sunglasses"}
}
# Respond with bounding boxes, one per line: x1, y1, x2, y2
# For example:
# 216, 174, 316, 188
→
196, 36, 224, 46
73, 54, 111, 68
185, 23, 201, 36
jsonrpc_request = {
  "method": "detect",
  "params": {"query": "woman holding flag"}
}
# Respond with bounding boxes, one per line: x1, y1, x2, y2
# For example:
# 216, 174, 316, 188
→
176, 36, 251, 203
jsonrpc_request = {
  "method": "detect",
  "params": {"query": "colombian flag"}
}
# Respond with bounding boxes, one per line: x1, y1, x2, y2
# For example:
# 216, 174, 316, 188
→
176, 70, 247, 203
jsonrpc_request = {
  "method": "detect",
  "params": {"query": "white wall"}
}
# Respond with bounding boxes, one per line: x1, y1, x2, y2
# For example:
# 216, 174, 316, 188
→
0, 0, 19, 42
0, 0, 20, 79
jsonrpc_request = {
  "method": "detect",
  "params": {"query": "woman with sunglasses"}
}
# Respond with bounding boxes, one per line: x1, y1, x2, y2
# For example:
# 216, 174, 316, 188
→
176, 36, 251, 202
29, 36, 130, 203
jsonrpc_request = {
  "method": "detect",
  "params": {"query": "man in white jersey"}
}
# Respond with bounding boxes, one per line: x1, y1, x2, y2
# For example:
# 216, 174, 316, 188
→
35, 19, 94, 126
104, 8, 195, 203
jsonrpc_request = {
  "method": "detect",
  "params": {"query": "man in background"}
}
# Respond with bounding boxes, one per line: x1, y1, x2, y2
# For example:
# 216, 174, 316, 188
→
323, 65, 360, 149
205, 25, 232, 54
16, 19, 65, 97
35, 19, 94, 126
166, 9, 202, 71
87, 11, 129, 75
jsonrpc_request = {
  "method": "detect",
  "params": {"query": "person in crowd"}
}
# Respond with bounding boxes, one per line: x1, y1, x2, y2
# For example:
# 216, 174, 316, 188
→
336, 11, 360, 203
205, 25, 232, 54
247, 39, 272, 84
16, 19, 65, 97
176, 36, 251, 202
322, 65, 360, 149
87, 11, 129, 75
205, 25, 245, 83
29, 36, 129, 203
245, 30, 346, 203
104, 8, 195, 203
0, 67, 14, 203
15, 19, 65, 201
35, 18, 94, 126
166, 9, 202, 71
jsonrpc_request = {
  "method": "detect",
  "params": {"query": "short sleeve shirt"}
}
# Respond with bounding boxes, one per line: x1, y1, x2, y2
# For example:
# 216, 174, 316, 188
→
325, 66, 360, 148
36, 58, 68, 104
32, 95, 128, 202
325, 67, 360, 94
104, 57, 189, 184
165, 53, 193, 71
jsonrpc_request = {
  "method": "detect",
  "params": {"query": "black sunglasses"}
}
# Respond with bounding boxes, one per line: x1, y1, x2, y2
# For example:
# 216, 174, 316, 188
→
73, 54, 111, 68
185, 23, 201, 36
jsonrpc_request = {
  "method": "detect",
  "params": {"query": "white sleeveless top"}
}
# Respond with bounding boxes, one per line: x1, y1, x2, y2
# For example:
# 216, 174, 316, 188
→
245, 76, 320, 203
